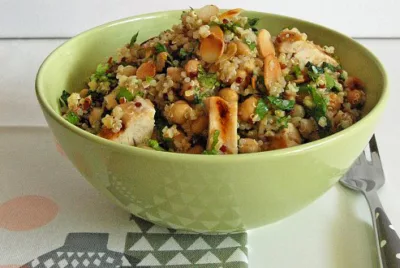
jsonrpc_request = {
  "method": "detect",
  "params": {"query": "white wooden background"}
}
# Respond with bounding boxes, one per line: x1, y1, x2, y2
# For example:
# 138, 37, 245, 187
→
1, 1, 400, 267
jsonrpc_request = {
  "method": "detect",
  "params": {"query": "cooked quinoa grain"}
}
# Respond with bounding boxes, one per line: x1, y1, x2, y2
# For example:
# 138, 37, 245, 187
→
60, 5, 366, 154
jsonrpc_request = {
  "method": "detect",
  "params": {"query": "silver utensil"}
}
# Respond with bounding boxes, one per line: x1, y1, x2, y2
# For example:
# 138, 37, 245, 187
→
340, 135, 400, 268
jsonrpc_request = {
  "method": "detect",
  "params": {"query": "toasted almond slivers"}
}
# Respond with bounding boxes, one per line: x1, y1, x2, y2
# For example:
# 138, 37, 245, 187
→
251, 76, 257, 89
218, 42, 237, 64
197, 5, 219, 23
145, 47, 155, 59
200, 34, 225, 63
210, 25, 224, 40
264, 54, 283, 90
235, 40, 252, 56
136, 61, 156, 79
258, 29, 276, 58
218, 8, 243, 20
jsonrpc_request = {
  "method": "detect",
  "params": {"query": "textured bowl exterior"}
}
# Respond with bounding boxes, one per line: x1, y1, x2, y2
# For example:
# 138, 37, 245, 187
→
36, 10, 388, 232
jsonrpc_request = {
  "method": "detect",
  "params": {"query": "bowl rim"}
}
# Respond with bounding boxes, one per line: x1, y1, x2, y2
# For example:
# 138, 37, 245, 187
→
36, 9, 389, 161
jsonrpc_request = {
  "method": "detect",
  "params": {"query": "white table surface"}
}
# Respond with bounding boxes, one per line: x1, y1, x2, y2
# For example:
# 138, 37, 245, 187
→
1, 2, 400, 267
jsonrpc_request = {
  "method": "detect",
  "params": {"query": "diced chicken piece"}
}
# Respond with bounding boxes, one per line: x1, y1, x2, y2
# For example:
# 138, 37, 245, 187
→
269, 123, 302, 150
206, 96, 238, 154
277, 31, 338, 68
99, 97, 155, 146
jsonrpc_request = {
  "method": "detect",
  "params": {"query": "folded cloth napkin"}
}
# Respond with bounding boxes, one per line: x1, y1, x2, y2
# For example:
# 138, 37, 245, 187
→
20, 215, 248, 268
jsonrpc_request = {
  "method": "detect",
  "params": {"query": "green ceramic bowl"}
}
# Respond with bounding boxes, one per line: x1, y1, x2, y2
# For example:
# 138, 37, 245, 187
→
36, 10, 388, 232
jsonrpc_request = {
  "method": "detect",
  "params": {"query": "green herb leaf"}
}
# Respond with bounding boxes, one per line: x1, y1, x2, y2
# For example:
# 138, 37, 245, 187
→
277, 116, 289, 128
116, 87, 134, 102
284, 74, 295, 82
59, 90, 70, 108
198, 65, 220, 89
292, 65, 302, 77
325, 73, 336, 90
255, 99, 269, 120
244, 39, 257, 51
179, 48, 188, 59
91, 63, 109, 82
322, 62, 341, 72
307, 85, 327, 120
65, 112, 80, 125
256, 75, 267, 92
248, 17, 260, 27
129, 31, 139, 48
305, 62, 323, 82
267, 96, 295, 111
148, 139, 165, 151
146, 76, 154, 83
155, 42, 168, 54
203, 130, 220, 155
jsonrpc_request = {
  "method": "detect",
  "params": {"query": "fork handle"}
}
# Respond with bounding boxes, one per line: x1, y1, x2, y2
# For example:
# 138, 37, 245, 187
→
375, 207, 400, 268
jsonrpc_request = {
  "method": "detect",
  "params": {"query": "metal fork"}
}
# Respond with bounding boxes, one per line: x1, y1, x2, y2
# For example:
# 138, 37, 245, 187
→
340, 135, 400, 268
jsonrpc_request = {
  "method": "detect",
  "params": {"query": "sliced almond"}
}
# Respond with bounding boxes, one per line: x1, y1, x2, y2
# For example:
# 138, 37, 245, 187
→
251, 76, 257, 89
264, 54, 283, 90
218, 8, 242, 20
136, 61, 156, 80
218, 42, 237, 64
258, 29, 275, 58
200, 34, 225, 63
210, 25, 224, 40
275, 30, 303, 44
145, 47, 155, 59
206, 96, 238, 154
235, 40, 252, 56
197, 5, 219, 23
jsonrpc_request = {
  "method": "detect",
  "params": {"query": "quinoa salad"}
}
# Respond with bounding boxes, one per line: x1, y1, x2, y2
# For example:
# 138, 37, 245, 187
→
59, 5, 366, 154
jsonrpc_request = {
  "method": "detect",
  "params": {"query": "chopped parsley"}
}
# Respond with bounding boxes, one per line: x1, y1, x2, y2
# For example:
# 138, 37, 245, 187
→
284, 74, 295, 82
178, 48, 189, 59
256, 75, 267, 92
244, 17, 260, 32
116, 87, 134, 102
255, 99, 269, 120
203, 130, 220, 155
148, 139, 165, 151
146, 76, 155, 83
210, 21, 241, 33
90, 63, 109, 82
322, 62, 341, 72
65, 112, 80, 125
325, 73, 336, 90
292, 65, 302, 77
277, 116, 289, 129
155, 42, 168, 53
129, 31, 139, 48
198, 65, 220, 89
267, 96, 295, 111
307, 85, 328, 121
59, 90, 70, 108
193, 87, 211, 104
305, 62, 323, 82
247, 17, 260, 27
244, 39, 257, 51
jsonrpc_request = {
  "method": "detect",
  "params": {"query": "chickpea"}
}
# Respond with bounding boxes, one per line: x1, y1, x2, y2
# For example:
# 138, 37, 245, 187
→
235, 69, 249, 88
347, 89, 365, 107
235, 41, 251, 56
238, 138, 261, 153
238, 96, 258, 122
180, 82, 195, 102
168, 101, 192, 125
191, 115, 208, 134
298, 118, 315, 138
167, 67, 183, 82
184, 59, 199, 76
219, 88, 238, 103
80, 88, 89, 98
187, 145, 204, 154
122, 65, 137, 76
291, 104, 305, 118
